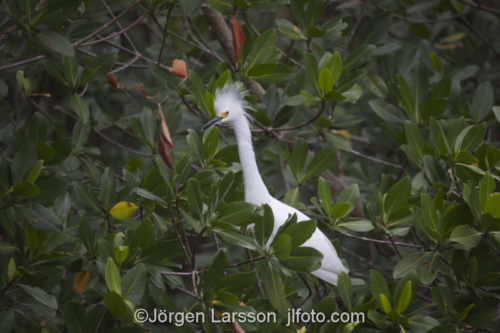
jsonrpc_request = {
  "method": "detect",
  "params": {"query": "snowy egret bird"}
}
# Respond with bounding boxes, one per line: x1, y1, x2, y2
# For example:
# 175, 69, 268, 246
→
202, 84, 348, 287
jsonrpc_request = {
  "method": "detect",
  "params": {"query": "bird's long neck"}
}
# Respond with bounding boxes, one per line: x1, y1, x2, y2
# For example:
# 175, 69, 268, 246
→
232, 117, 271, 205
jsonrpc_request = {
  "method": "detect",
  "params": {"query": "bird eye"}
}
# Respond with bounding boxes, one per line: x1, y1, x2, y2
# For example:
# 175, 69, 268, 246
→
219, 111, 229, 118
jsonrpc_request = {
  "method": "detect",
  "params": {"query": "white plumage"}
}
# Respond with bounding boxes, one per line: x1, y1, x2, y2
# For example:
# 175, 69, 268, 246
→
203, 84, 348, 285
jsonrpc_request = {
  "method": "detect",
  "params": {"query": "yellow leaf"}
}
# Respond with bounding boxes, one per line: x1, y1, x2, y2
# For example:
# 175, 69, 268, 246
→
110, 202, 139, 220
335, 129, 351, 140
28, 93, 51, 97
439, 32, 466, 43
73, 270, 92, 293
297, 327, 307, 333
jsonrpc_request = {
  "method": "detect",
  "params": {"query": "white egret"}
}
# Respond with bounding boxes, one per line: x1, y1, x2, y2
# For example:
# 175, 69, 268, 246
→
202, 84, 348, 289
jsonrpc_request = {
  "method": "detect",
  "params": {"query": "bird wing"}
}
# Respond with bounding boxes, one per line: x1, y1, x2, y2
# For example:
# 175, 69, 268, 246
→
268, 198, 348, 285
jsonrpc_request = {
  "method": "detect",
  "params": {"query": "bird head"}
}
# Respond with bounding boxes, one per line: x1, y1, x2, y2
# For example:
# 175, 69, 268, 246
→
202, 83, 252, 131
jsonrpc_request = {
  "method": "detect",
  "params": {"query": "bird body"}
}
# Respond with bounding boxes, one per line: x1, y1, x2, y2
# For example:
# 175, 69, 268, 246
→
203, 84, 348, 285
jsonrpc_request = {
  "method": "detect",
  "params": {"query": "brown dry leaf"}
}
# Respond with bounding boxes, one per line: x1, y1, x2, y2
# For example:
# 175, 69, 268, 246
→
171, 59, 188, 78
107, 73, 120, 88
230, 16, 245, 63
140, 89, 156, 99
73, 270, 92, 294
123, 83, 144, 90
158, 104, 174, 168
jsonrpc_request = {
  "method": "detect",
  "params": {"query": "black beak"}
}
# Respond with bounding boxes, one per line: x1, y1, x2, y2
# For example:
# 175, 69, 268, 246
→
201, 116, 223, 131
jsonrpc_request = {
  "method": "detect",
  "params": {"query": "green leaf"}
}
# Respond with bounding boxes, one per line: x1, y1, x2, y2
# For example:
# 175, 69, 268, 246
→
370, 270, 391, 309
214, 271, 256, 294
247, 63, 294, 84
470, 81, 493, 122
69, 94, 90, 123
271, 234, 291, 260
337, 271, 353, 310
379, 293, 391, 314
280, 246, 323, 272
304, 52, 320, 95
63, 56, 79, 88
337, 219, 374, 232
266, 262, 288, 313
104, 291, 127, 318
131, 218, 153, 250
369, 99, 404, 123
343, 44, 375, 71
213, 69, 233, 92
13, 181, 40, 197
397, 75, 415, 120
100, 167, 116, 210
138, 240, 176, 263
42, 58, 69, 86
134, 188, 166, 206
114, 246, 129, 264
247, 29, 276, 69
362, 72, 388, 98
24, 224, 39, 252
290, 137, 308, 180
450, 225, 482, 248
37, 30, 75, 56
318, 68, 334, 94
396, 281, 412, 313
290, 0, 307, 30
187, 178, 204, 220
331, 202, 350, 219
214, 229, 257, 250
324, 52, 342, 86
217, 202, 256, 226
12, 141, 36, 184
282, 219, 317, 247
255, 204, 274, 247
122, 264, 147, 305
307, 147, 337, 178
318, 177, 332, 217
359, 12, 392, 45
204, 248, 229, 289
73, 181, 101, 213
19, 284, 57, 309
338, 184, 360, 215
79, 219, 94, 255
384, 177, 411, 218
105, 257, 121, 295
190, 72, 210, 115
393, 252, 433, 279
454, 124, 486, 153
275, 19, 306, 40
64, 301, 88, 333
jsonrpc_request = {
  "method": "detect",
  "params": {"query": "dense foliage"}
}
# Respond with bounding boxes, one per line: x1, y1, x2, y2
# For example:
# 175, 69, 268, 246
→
0, 0, 499, 332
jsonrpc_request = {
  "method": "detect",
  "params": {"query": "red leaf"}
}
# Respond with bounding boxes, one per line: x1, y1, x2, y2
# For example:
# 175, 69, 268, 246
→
230, 16, 245, 64
171, 59, 188, 78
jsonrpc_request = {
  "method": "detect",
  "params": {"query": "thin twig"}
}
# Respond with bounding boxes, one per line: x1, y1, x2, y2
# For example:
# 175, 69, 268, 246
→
157, 3, 175, 66
81, 6, 150, 47
228, 256, 266, 268
371, 0, 470, 24
80, 154, 126, 182
343, 149, 403, 169
446, 0, 500, 58
342, 0, 368, 54
340, 233, 422, 248
94, 131, 153, 157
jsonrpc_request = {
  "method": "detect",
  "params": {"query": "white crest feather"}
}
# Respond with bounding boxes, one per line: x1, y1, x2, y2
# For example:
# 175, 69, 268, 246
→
214, 83, 254, 121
